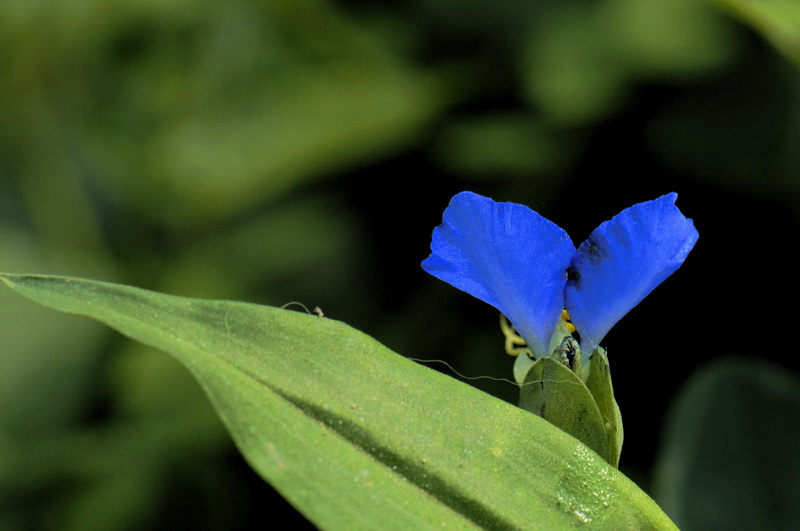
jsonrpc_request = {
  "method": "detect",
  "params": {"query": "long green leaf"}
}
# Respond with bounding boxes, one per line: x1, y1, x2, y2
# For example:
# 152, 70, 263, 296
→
0, 274, 675, 529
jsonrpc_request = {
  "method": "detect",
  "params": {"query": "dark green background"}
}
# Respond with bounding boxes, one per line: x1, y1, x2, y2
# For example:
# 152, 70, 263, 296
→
2, 0, 799, 528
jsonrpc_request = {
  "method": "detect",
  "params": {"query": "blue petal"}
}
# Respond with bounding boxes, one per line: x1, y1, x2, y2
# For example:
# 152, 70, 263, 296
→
564, 193, 699, 355
422, 191, 576, 357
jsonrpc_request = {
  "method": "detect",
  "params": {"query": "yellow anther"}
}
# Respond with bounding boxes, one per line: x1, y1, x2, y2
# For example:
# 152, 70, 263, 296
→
561, 309, 576, 334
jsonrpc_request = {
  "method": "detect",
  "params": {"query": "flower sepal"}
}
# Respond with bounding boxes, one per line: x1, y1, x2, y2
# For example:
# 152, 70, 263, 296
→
585, 347, 623, 467
519, 344, 623, 467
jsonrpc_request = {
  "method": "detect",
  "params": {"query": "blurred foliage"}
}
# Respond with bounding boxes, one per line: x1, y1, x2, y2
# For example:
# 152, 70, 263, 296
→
1, 0, 800, 527
654, 358, 800, 530
713, 0, 800, 65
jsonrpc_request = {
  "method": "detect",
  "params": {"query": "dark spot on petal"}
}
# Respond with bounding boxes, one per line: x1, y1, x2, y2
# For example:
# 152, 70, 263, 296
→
566, 266, 580, 287
583, 236, 606, 265
567, 266, 579, 281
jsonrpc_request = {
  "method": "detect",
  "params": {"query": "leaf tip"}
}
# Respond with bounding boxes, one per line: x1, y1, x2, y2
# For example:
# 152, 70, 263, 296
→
0, 273, 19, 288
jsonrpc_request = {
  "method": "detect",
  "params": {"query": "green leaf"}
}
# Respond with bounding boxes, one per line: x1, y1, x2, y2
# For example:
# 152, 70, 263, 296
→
654, 357, 800, 529
0, 274, 675, 529
711, 0, 800, 65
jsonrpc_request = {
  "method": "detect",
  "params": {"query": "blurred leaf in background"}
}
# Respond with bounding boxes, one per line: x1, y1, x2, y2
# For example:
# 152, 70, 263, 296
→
654, 358, 800, 529
1, 0, 449, 526
712, 0, 800, 65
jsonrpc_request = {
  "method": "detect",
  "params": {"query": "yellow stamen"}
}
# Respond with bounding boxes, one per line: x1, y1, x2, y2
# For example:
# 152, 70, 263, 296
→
500, 314, 533, 358
561, 309, 577, 334
501, 310, 578, 359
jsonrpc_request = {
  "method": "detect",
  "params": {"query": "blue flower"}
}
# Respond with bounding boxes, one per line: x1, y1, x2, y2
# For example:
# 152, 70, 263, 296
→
422, 191, 698, 378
